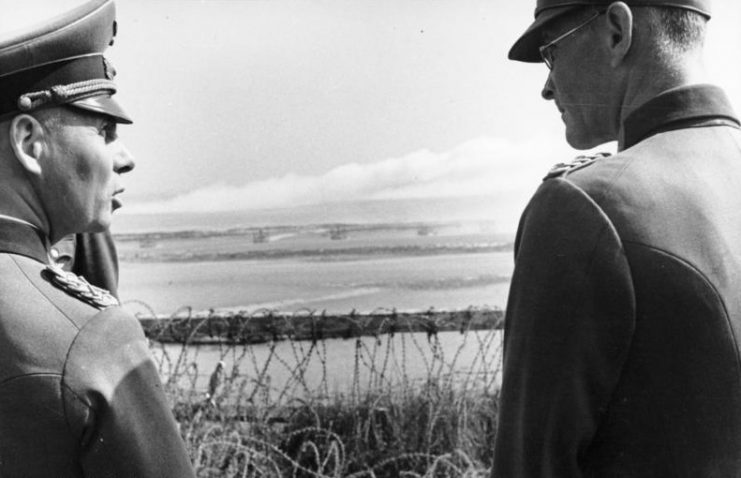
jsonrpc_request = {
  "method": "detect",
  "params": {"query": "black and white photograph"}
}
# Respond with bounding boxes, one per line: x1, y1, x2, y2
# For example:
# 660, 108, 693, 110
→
0, 0, 740, 476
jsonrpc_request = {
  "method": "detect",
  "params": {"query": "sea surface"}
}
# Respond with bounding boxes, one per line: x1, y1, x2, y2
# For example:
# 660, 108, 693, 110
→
117, 227, 514, 315
115, 198, 514, 314
115, 203, 512, 394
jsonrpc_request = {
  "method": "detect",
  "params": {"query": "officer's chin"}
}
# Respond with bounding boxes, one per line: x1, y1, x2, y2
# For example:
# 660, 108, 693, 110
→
87, 216, 112, 234
565, 129, 605, 151
565, 119, 616, 150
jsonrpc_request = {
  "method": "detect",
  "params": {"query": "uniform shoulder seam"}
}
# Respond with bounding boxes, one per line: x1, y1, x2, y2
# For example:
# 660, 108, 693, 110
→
622, 239, 739, 372
60, 379, 93, 443
0, 372, 63, 388
9, 255, 84, 331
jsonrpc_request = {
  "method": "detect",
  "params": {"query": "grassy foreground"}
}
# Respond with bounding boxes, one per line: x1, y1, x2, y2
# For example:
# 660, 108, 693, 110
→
145, 309, 502, 477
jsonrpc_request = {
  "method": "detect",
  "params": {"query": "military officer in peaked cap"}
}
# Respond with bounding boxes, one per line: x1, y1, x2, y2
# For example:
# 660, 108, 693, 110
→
0, 0, 196, 476
494, 0, 741, 476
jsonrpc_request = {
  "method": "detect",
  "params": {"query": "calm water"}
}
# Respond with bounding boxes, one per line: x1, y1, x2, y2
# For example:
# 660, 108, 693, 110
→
119, 220, 512, 398
152, 330, 503, 400
119, 251, 513, 315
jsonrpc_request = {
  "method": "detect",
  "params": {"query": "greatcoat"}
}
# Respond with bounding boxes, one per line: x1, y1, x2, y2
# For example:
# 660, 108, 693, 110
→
493, 84, 741, 477
0, 220, 195, 477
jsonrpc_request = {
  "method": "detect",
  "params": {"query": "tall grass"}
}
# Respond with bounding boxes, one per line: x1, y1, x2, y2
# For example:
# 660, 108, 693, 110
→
139, 306, 503, 477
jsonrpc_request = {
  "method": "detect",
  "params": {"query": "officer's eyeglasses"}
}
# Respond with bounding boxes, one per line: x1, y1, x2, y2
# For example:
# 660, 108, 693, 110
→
539, 11, 603, 70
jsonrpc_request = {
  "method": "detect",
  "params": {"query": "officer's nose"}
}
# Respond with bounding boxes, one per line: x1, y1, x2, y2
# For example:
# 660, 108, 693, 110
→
541, 73, 555, 101
114, 142, 135, 175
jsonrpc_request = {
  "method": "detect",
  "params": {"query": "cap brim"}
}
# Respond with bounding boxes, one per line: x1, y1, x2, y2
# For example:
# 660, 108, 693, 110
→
69, 95, 132, 124
508, 6, 580, 63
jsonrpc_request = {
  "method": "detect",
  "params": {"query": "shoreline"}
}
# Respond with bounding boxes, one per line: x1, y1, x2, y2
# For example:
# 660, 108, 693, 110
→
138, 307, 504, 345
119, 242, 513, 263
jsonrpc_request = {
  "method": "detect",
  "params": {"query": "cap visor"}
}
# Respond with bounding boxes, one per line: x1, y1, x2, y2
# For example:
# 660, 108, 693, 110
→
69, 95, 132, 124
508, 6, 579, 63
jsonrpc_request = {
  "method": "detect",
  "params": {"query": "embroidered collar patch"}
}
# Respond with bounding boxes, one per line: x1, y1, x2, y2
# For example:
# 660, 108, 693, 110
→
45, 264, 119, 309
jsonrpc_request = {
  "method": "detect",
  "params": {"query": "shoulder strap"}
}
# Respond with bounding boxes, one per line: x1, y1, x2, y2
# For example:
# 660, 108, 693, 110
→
543, 152, 611, 181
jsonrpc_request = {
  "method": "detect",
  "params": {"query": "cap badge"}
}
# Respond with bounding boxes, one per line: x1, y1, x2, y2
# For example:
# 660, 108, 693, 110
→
103, 57, 116, 80
110, 20, 118, 46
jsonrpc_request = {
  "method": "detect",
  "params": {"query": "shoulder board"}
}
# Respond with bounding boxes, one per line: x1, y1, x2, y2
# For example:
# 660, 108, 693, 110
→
44, 264, 119, 310
543, 152, 611, 181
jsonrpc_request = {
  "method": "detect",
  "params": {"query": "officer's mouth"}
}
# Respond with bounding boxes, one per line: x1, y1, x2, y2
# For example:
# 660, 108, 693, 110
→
112, 190, 124, 211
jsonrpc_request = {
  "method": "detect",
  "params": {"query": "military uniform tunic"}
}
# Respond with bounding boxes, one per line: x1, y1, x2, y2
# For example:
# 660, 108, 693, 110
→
53, 231, 121, 297
0, 220, 195, 477
493, 85, 741, 477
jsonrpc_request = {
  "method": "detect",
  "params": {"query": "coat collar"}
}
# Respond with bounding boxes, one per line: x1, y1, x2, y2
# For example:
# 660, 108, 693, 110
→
0, 218, 49, 264
622, 84, 740, 150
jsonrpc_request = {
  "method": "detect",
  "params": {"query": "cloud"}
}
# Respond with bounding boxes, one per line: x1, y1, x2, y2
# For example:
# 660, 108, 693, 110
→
123, 136, 590, 216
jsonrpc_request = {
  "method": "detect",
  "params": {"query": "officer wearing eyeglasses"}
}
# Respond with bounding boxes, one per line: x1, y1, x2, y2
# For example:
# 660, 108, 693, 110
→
494, 1, 741, 477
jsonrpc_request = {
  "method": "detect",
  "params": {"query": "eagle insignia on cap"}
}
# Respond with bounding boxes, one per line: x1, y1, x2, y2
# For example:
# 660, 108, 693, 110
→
0, 0, 132, 124
544, 152, 611, 180
45, 264, 119, 310
109, 20, 118, 46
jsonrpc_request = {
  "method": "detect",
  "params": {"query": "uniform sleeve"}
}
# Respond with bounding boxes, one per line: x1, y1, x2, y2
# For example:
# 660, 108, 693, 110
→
61, 307, 196, 478
72, 230, 120, 298
492, 179, 636, 477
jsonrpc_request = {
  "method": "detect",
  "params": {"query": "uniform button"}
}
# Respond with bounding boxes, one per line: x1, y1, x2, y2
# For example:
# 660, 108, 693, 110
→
50, 248, 59, 260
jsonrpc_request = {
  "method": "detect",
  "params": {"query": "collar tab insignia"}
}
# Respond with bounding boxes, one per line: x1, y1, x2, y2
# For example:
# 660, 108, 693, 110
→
45, 264, 119, 310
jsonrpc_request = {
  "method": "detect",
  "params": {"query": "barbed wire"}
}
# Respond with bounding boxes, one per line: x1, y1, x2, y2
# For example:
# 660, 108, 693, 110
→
123, 302, 505, 346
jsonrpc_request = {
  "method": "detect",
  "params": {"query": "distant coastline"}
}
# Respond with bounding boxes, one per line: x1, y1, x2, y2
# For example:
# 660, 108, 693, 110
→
118, 241, 514, 263
114, 219, 513, 263
112, 197, 512, 234
113, 219, 504, 242
116, 204, 514, 314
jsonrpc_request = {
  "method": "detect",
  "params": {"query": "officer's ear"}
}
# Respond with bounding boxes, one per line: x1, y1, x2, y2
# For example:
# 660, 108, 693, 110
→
603, 2, 633, 68
8, 114, 45, 176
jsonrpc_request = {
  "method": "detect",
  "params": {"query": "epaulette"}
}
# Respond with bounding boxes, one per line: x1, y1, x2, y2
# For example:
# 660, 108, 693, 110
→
543, 152, 611, 181
44, 264, 119, 310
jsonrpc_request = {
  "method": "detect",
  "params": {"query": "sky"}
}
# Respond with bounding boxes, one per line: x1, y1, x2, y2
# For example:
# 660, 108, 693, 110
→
3, 1, 741, 233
